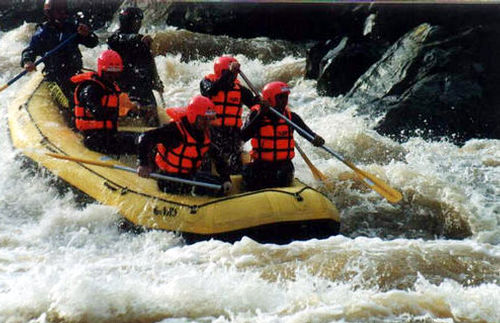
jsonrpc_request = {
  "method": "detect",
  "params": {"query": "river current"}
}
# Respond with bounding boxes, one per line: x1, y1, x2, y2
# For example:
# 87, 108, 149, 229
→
0, 23, 498, 323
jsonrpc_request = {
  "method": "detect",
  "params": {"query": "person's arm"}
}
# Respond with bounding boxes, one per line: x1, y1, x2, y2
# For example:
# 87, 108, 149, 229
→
108, 33, 143, 49
291, 112, 325, 146
200, 70, 234, 97
241, 108, 265, 142
136, 123, 182, 167
209, 145, 231, 182
20, 30, 44, 68
78, 83, 110, 120
240, 86, 260, 108
77, 27, 98, 48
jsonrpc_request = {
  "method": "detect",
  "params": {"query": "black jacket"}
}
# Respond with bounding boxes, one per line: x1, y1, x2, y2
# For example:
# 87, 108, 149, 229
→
107, 31, 162, 90
21, 20, 98, 81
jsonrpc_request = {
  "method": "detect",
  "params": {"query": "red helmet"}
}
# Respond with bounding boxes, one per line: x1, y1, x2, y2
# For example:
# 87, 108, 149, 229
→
187, 95, 216, 123
262, 81, 291, 107
97, 50, 123, 76
43, 0, 68, 19
214, 56, 238, 78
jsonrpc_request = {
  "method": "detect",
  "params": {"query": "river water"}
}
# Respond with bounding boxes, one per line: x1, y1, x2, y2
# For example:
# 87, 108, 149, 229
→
0, 23, 498, 323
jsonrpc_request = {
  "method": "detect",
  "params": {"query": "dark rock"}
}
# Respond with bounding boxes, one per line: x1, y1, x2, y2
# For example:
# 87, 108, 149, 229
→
345, 23, 499, 144
369, 4, 500, 43
163, 2, 369, 41
314, 36, 389, 96
305, 39, 341, 80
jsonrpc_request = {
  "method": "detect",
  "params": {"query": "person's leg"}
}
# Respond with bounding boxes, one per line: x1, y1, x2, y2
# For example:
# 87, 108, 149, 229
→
157, 180, 191, 195
227, 128, 243, 174
192, 171, 224, 197
211, 127, 243, 175
83, 131, 138, 155
242, 161, 272, 191
275, 160, 295, 187
127, 69, 159, 127
113, 131, 140, 155
83, 131, 110, 153
242, 161, 293, 191
157, 172, 193, 194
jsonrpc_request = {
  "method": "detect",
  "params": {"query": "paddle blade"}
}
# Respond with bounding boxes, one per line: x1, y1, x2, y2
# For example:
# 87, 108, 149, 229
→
346, 161, 403, 203
295, 143, 334, 190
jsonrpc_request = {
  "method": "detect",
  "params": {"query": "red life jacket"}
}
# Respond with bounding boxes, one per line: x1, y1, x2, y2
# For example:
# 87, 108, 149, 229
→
155, 121, 211, 174
250, 105, 295, 162
71, 72, 120, 132
205, 74, 243, 128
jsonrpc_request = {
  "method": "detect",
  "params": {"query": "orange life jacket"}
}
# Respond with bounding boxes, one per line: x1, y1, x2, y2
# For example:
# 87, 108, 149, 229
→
250, 105, 295, 162
155, 121, 211, 174
205, 74, 243, 128
71, 72, 120, 132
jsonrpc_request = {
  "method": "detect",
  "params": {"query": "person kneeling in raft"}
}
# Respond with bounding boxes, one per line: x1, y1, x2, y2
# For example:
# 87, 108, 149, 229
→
136, 95, 232, 196
241, 81, 325, 191
71, 50, 139, 155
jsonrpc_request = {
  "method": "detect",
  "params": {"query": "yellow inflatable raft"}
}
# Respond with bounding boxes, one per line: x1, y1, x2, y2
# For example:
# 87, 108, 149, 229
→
8, 74, 340, 243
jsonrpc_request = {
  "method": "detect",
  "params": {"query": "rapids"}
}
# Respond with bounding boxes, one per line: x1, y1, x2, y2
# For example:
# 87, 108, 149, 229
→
0, 23, 498, 323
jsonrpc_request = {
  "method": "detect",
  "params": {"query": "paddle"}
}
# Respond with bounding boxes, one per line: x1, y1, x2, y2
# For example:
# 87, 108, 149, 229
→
0, 34, 78, 93
294, 144, 329, 182
267, 107, 403, 203
238, 71, 331, 184
45, 152, 222, 190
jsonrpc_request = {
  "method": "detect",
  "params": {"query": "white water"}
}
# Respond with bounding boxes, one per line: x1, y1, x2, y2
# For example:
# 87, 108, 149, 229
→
0, 23, 498, 323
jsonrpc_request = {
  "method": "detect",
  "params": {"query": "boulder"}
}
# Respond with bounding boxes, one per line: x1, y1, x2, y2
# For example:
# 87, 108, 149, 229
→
345, 23, 500, 144
312, 36, 388, 96
162, 2, 368, 41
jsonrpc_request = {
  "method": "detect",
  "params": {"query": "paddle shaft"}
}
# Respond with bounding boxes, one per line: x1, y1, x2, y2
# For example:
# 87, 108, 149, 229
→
46, 153, 222, 190
238, 71, 259, 96
0, 34, 78, 93
269, 107, 367, 176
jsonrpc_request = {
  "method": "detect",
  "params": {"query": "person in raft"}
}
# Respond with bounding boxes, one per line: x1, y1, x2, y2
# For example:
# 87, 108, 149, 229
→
200, 55, 260, 174
136, 95, 233, 196
70, 50, 139, 155
107, 6, 163, 126
21, 0, 98, 107
240, 81, 325, 191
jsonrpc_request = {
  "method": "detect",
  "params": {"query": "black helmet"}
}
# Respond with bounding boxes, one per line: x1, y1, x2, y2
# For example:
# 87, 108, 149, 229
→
119, 7, 144, 29
43, 0, 68, 20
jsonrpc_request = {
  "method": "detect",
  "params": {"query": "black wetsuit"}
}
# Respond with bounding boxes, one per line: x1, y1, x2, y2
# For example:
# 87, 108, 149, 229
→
107, 31, 162, 108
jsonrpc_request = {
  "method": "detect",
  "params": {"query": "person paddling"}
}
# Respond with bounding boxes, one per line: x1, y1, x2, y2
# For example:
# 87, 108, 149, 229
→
241, 81, 325, 190
200, 56, 260, 174
137, 95, 232, 196
21, 0, 98, 109
71, 50, 139, 155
